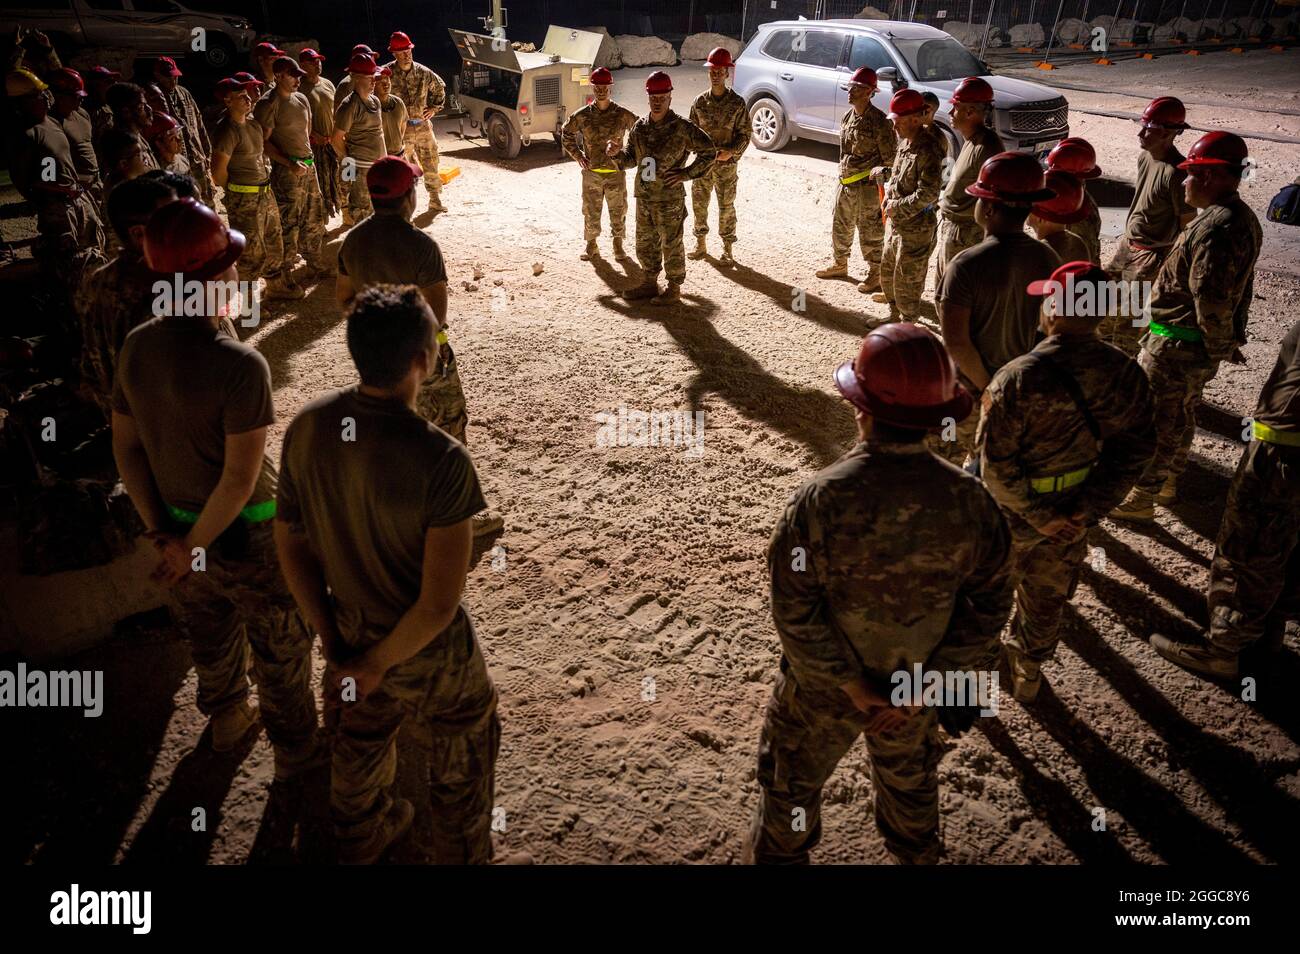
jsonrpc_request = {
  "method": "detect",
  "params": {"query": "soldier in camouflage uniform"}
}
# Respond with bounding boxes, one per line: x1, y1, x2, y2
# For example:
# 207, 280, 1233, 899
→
872, 89, 943, 322
47, 68, 103, 209
1102, 97, 1196, 354
383, 32, 447, 214
979, 262, 1156, 701
936, 78, 1002, 284
1046, 138, 1102, 263
1112, 132, 1262, 521
815, 68, 895, 294
211, 78, 301, 299
332, 53, 386, 227
153, 56, 216, 206
687, 47, 750, 265
607, 71, 715, 306
1151, 319, 1300, 678
745, 323, 1012, 865
561, 66, 636, 262
276, 284, 500, 864
113, 200, 320, 773
298, 49, 340, 220
256, 57, 330, 281
76, 176, 181, 417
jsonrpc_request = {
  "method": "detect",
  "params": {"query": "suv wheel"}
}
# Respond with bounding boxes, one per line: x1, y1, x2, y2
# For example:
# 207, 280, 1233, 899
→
202, 35, 236, 70
750, 97, 791, 152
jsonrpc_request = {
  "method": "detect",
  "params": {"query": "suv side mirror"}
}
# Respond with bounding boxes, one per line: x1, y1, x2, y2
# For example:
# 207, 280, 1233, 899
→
877, 67, 904, 89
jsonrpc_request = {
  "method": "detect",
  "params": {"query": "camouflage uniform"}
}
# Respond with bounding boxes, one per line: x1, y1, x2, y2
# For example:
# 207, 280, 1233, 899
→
225, 186, 287, 282
75, 249, 158, 417
560, 101, 637, 241
980, 334, 1156, 677
879, 125, 943, 319
160, 83, 216, 205
416, 348, 468, 444
830, 105, 895, 272
1206, 320, 1300, 653
936, 124, 1000, 282
746, 439, 1013, 864
1064, 193, 1102, 264
611, 111, 716, 285
88, 101, 114, 140
688, 88, 750, 243
383, 60, 446, 206
303, 76, 340, 219
1131, 194, 1261, 499
255, 89, 328, 272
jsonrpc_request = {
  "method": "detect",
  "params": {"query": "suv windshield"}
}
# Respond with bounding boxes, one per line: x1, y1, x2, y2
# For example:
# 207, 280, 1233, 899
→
892, 38, 989, 82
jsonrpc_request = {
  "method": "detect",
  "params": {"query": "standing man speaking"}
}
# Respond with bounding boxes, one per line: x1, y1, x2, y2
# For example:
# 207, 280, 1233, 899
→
383, 31, 448, 216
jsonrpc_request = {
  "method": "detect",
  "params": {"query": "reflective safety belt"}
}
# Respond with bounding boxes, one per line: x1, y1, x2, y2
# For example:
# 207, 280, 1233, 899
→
589, 167, 619, 174
1148, 320, 1202, 342
225, 182, 270, 194
840, 168, 873, 185
1029, 464, 1093, 494
293, 155, 315, 167
436, 330, 449, 345
167, 500, 276, 525
1254, 421, 1300, 447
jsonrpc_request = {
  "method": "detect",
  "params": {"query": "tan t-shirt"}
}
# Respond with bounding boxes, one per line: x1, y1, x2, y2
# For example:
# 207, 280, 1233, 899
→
6, 116, 80, 198
337, 210, 447, 288
60, 107, 99, 183
254, 88, 313, 159
1125, 149, 1193, 249
939, 124, 1002, 224
1041, 228, 1090, 265
112, 316, 278, 513
333, 91, 384, 165
938, 232, 1062, 383
212, 115, 269, 184
380, 93, 408, 154
303, 76, 336, 139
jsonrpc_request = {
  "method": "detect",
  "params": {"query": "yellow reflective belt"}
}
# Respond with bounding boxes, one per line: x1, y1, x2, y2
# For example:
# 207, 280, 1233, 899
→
589, 167, 618, 174
1029, 464, 1092, 494
840, 169, 873, 185
436, 330, 449, 345
1254, 421, 1300, 447
226, 182, 267, 194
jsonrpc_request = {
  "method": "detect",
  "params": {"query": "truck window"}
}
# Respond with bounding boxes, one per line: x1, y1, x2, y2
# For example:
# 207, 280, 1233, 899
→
761, 30, 796, 62
848, 35, 894, 73
791, 31, 844, 69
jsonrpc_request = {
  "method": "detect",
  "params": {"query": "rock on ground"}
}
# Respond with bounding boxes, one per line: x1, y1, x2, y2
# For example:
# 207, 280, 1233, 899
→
680, 33, 742, 62
1055, 18, 1089, 45
583, 26, 623, 70
853, 5, 889, 19
1009, 23, 1045, 47
943, 21, 1005, 49
615, 35, 677, 68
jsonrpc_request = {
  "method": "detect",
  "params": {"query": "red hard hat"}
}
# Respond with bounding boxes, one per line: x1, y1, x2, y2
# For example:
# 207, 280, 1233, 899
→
377, 65, 393, 78
1032, 170, 1087, 224
47, 68, 86, 95
154, 56, 182, 78
950, 76, 993, 105
888, 88, 926, 119
1178, 130, 1248, 171
389, 31, 414, 52
589, 67, 613, 85
846, 67, 877, 88
645, 71, 672, 95
86, 65, 121, 83
1139, 96, 1189, 131
1027, 260, 1111, 298
366, 155, 422, 200
705, 47, 734, 68
144, 111, 180, 142
966, 151, 1055, 205
834, 324, 973, 429
144, 199, 245, 280
351, 44, 374, 57
1047, 137, 1101, 179
298, 48, 326, 62
348, 52, 377, 75
254, 41, 285, 58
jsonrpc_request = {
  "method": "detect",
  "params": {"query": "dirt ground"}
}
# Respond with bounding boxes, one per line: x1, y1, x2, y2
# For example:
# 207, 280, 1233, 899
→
11, 50, 1300, 866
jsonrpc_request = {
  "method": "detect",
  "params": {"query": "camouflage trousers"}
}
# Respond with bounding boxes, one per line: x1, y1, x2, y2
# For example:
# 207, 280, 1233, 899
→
188, 156, 218, 208
415, 345, 469, 444
635, 196, 688, 285
323, 612, 499, 863
1208, 440, 1300, 653
1100, 238, 1169, 355
342, 167, 374, 226
879, 218, 936, 319
1134, 347, 1218, 496
224, 186, 285, 281
1004, 519, 1088, 664
746, 667, 943, 865
171, 520, 317, 752
580, 168, 628, 241
312, 142, 341, 219
402, 120, 443, 206
831, 180, 884, 272
934, 215, 982, 285
36, 191, 106, 292
931, 386, 982, 466
691, 161, 739, 242
270, 162, 328, 271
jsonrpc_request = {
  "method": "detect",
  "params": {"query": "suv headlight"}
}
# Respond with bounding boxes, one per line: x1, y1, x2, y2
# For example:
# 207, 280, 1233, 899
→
223, 18, 250, 29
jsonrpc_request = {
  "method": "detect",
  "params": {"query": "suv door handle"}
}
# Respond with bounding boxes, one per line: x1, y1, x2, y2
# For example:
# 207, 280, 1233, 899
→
779, 72, 794, 81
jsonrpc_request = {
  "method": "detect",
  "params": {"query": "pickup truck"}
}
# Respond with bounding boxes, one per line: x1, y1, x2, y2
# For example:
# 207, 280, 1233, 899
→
3, 0, 256, 70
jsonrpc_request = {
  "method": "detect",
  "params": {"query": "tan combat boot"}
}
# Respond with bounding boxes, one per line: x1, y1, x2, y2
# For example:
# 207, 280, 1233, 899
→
651, 282, 681, 306
612, 237, 629, 260
1006, 652, 1043, 703
263, 275, 306, 301
339, 798, 416, 865
720, 241, 735, 265
210, 701, 260, 752
687, 236, 707, 260
1155, 475, 1178, 505
857, 269, 882, 294
816, 261, 849, 279
1149, 633, 1238, 679
472, 511, 504, 536
624, 278, 659, 300
580, 240, 598, 261
1110, 488, 1155, 523
870, 292, 892, 305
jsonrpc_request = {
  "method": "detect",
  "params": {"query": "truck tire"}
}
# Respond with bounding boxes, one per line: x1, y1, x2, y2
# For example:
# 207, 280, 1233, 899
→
202, 35, 236, 70
486, 113, 521, 159
750, 97, 791, 152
